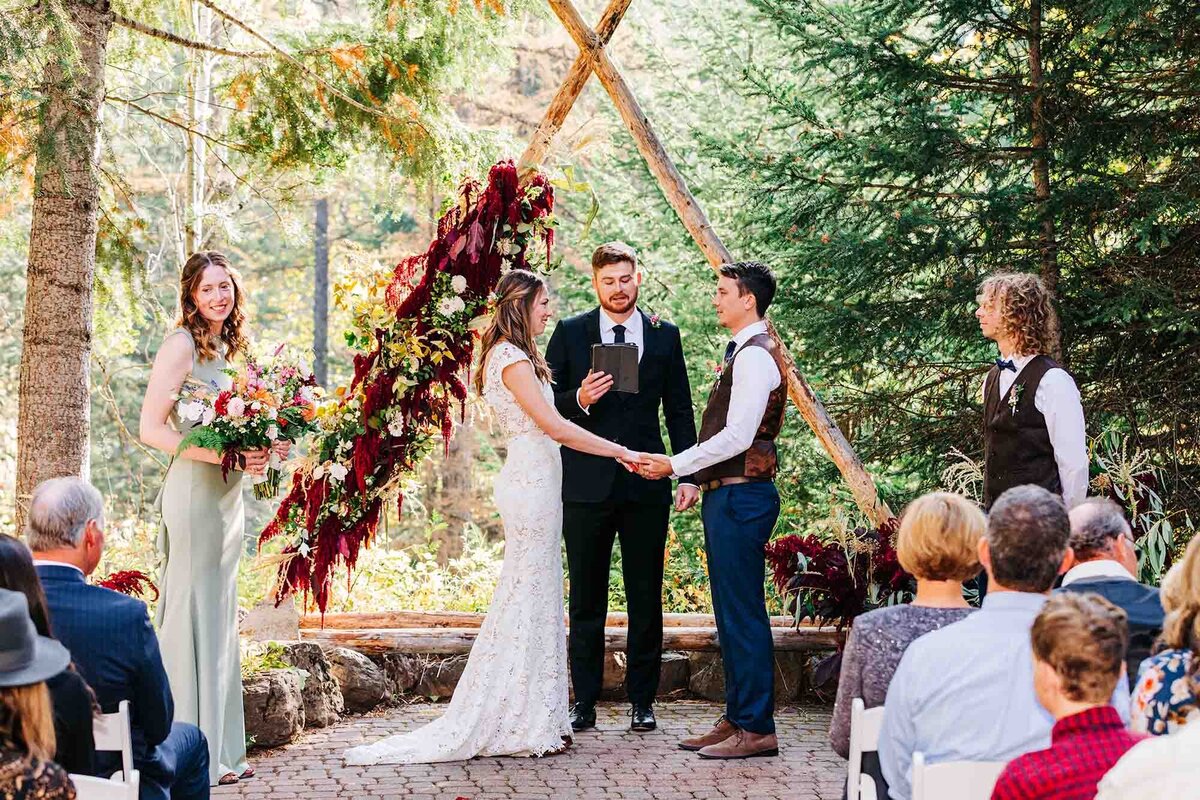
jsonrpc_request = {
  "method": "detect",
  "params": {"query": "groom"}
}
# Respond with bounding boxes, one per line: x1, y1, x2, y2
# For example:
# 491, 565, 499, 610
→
545, 241, 699, 733
639, 261, 785, 759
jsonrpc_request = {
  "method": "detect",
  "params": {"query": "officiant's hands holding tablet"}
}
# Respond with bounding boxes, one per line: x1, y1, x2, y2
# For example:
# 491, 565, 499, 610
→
577, 369, 614, 409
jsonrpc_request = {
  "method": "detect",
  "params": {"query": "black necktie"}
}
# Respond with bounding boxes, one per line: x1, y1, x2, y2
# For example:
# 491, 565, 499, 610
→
613, 324, 626, 344
723, 340, 737, 362
995, 357, 1017, 372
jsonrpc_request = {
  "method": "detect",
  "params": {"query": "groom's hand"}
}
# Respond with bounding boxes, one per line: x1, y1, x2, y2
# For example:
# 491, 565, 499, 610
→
638, 453, 673, 480
674, 484, 699, 512
577, 370, 613, 409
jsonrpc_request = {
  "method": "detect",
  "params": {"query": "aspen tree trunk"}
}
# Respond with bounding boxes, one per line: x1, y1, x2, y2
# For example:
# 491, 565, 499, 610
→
16, 0, 113, 527
313, 197, 330, 387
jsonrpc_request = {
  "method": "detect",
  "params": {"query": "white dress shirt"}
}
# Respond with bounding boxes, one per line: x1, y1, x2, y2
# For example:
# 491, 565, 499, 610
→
982, 352, 1089, 508
670, 320, 782, 478
577, 307, 644, 414
1060, 558, 1136, 587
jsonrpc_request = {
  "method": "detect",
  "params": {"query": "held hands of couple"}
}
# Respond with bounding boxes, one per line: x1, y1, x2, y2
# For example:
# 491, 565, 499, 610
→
611, 452, 698, 511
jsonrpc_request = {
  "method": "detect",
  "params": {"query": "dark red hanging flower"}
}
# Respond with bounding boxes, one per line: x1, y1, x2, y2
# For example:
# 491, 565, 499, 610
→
96, 570, 159, 601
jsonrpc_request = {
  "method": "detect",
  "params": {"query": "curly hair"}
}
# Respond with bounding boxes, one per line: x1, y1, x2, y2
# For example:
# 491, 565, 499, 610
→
978, 272, 1059, 356
474, 269, 554, 394
1157, 535, 1200, 697
177, 251, 248, 362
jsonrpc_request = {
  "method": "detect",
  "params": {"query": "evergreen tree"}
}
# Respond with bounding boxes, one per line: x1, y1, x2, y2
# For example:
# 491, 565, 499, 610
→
708, 0, 1200, 511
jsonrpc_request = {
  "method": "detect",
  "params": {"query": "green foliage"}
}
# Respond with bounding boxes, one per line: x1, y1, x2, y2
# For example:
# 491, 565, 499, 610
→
695, 0, 1200, 515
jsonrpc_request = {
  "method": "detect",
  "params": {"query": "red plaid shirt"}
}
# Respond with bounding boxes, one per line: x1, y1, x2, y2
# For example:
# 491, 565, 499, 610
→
990, 706, 1145, 800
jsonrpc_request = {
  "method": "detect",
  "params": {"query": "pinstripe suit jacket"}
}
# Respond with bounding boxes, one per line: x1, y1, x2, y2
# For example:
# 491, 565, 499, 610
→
36, 564, 175, 776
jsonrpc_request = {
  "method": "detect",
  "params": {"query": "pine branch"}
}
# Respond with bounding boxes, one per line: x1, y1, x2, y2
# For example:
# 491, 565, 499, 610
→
191, 0, 431, 138
112, 12, 269, 59
107, 95, 251, 152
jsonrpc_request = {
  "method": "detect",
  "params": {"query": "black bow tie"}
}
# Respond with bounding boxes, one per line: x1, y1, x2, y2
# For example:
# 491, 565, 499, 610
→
995, 358, 1017, 373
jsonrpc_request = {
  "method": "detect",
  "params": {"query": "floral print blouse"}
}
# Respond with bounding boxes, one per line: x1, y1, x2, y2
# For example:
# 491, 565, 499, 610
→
1131, 648, 1198, 735
0, 745, 75, 800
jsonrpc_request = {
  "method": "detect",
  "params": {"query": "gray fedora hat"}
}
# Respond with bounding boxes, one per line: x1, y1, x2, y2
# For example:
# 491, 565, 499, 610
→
0, 588, 70, 688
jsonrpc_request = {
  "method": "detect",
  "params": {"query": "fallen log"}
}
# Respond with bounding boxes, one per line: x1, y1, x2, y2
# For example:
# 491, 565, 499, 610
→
299, 625, 842, 655
299, 610, 799, 630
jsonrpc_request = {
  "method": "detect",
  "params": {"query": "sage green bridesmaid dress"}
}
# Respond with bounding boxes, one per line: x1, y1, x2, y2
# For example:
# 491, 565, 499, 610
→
154, 327, 248, 785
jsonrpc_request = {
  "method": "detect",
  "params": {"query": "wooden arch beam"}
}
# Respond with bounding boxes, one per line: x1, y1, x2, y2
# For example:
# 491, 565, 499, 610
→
520, 0, 894, 526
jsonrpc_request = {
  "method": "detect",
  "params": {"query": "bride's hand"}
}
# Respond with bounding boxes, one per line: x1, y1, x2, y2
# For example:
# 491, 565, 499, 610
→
616, 449, 642, 473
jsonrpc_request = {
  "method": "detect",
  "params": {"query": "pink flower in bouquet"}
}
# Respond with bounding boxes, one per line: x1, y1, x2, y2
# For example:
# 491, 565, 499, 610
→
227, 396, 246, 418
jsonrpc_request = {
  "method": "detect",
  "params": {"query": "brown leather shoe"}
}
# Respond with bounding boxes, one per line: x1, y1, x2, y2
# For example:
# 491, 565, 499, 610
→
678, 716, 739, 751
697, 730, 779, 759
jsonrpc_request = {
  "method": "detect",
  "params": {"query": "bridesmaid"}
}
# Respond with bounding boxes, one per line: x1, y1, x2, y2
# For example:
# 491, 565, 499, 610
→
139, 251, 283, 786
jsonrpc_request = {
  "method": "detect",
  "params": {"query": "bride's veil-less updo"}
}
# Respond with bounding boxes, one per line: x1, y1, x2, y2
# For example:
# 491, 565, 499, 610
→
474, 269, 554, 394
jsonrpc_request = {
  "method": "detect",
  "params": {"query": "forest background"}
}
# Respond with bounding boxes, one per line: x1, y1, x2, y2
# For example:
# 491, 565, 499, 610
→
1, 0, 1196, 618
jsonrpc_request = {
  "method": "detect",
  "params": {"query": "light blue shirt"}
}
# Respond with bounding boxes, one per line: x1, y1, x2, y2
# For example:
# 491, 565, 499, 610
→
878, 591, 1131, 800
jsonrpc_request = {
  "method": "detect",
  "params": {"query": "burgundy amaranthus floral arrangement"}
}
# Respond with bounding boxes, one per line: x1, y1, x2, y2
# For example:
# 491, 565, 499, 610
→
259, 161, 556, 613
96, 570, 159, 601
764, 517, 910, 628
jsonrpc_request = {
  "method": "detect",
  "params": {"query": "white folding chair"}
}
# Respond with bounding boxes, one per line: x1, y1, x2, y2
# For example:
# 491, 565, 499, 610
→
69, 770, 140, 800
911, 751, 1006, 800
847, 699, 886, 800
93, 700, 134, 782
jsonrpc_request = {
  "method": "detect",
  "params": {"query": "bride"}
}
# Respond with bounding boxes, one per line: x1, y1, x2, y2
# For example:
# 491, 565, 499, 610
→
345, 269, 644, 765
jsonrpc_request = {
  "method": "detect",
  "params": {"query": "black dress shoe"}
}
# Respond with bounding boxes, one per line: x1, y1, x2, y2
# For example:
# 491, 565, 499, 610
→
570, 703, 596, 731
630, 704, 656, 732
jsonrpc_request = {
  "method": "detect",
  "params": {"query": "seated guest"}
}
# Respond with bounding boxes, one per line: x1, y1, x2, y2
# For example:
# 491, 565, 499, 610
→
1131, 534, 1200, 735
0, 588, 76, 800
0, 534, 96, 775
830, 492, 985, 797
26, 477, 210, 800
1095, 722, 1200, 799
990, 593, 1144, 800
1057, 497, 1163, 678
878, 485, 1131, 800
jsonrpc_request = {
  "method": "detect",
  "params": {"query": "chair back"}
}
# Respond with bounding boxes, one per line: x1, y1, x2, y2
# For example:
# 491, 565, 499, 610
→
69, 770, 140, 800
847, 699, 885, 800
911, 751, 1006, 800
93, 700, 134, 781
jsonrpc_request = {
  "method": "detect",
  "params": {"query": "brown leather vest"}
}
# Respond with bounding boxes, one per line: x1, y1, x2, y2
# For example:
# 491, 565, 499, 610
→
694, 333, 788, 484
982, 354, 1062, 508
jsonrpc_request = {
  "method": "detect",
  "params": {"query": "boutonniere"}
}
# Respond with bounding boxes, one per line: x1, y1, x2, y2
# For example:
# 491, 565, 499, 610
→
1008, 383, 1025, 416
648, 312, 664, 329
708, 360, 726, 379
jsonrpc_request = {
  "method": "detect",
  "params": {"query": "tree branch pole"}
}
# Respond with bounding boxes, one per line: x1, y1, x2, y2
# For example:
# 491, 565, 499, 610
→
112, 12, 267, 58
527, 0, 893, 526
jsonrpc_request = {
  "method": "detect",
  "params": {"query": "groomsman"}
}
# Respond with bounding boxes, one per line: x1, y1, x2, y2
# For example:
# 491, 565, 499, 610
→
640, 261, 786, 759
545, 242, 698, 733
975, 272, 1088, 511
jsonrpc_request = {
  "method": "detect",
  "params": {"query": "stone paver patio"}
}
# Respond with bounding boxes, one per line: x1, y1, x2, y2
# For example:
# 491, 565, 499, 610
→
215, 701, 844, 799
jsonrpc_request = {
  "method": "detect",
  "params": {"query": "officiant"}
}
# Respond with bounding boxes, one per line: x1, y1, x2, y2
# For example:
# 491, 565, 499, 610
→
545, 242, 699, 734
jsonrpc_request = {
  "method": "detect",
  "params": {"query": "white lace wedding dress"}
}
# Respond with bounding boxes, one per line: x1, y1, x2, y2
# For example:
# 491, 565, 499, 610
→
344, 341, 573, 765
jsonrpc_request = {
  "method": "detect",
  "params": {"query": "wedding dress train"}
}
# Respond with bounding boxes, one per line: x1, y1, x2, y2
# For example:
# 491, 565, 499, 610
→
344, 342, 572, 764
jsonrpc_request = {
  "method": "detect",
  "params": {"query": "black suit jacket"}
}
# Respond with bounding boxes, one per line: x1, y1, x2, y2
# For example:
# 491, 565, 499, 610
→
47, 668, 96, 775
1057, 576, 1165, 678
545, 308, 697, 504
37, 564, 175, 781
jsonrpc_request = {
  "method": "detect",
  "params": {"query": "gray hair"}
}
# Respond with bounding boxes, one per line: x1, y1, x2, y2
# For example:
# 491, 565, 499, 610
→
987, 485, 1070, 593
24, 477, 105, 550
1069, 497, 1132, 561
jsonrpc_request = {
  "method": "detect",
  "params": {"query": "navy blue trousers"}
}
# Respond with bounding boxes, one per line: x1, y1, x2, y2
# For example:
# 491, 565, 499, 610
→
140, 722, 210, 800
702, 481, 780, 735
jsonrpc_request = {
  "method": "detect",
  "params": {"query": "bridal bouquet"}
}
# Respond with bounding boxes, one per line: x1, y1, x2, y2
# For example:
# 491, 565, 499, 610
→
176, 347, 321, 500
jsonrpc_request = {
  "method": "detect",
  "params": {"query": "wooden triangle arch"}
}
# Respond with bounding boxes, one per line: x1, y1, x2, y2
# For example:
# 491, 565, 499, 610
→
517, 0, 893, 526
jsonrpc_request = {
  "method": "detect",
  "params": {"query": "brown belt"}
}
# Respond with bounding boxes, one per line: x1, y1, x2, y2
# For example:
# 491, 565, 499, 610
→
699, 476, 771, 493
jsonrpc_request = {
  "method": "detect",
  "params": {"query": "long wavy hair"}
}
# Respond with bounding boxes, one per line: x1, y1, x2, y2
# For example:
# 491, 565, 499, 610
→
979, 272, 1059, 356
177, 251, 248, 362
474, 269, 553, 394
0, 683, 55, 762
1156, 535, 1200, 696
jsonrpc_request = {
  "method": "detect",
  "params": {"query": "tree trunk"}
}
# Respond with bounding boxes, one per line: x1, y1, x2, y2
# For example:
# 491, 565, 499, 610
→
184, 2, 216, 253
422, 419, 474, 566
1027, 0, 1062, 361
313, 197, 329, 387
16, 0, 113, 527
